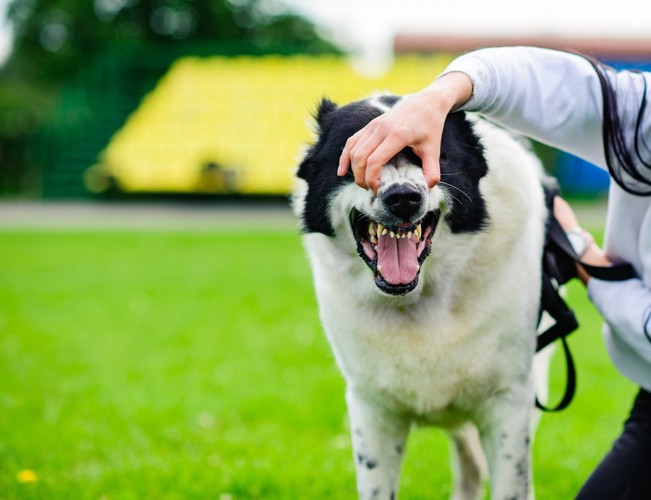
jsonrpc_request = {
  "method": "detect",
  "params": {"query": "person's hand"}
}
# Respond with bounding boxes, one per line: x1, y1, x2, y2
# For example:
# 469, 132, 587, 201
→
337, 72, 473, 193
553, 197, 611, 284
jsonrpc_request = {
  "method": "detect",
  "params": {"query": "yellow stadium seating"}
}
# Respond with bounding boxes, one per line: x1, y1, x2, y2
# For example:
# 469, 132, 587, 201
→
85, 54, 454, 195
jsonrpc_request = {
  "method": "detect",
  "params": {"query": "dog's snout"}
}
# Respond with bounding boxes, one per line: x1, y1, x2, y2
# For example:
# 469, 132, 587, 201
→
382, 184, 423, 220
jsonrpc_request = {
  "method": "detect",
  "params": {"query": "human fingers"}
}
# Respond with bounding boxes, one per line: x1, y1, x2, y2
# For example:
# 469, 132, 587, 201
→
340, 130, 380, 189
340, 119, 393, 190
362, 129, 415, 192
338, 129, 363, 177
352, 162, 368, 190
420, 152, 441, 188
347, 124, 392, 190
412, 137, 442, 188
339, 126, 377, 180
361, 97, 449, 191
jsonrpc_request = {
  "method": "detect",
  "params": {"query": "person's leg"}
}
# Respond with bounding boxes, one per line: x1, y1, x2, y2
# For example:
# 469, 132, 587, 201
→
576, 388, 651, 499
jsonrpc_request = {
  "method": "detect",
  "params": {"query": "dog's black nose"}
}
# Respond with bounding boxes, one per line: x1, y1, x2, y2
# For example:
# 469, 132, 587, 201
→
382, 184, 423, 220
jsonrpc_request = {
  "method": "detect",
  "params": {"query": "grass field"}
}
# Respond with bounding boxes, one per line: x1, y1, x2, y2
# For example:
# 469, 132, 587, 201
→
0, 220, 637, 498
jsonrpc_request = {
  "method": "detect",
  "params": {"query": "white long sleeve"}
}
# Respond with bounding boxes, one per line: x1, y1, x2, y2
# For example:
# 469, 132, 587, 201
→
443, 47, 606, 166
441, 46, 651, 390
589, 277, 651, 355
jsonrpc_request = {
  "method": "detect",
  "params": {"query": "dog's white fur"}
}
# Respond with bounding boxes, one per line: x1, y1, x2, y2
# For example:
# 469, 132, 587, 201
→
294, 114, 550, 499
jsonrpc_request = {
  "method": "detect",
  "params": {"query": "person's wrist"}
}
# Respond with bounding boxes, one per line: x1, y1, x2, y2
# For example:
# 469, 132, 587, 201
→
566, 227, 594, 259
423, 72, 473, 113
571, 229, 611, 285
435, 72, 473, 110
581, 243, 610, 267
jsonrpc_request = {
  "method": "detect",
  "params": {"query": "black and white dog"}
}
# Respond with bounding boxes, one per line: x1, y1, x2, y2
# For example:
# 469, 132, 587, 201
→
293, 95, 551, 499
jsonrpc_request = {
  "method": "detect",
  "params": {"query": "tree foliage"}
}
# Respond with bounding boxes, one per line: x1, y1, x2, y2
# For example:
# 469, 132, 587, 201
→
0, 0, 337, 194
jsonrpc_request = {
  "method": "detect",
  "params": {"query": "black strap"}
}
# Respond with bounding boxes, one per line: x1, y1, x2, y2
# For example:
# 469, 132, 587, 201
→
535, 184, 636, 412
535, 274, 578, 411
545, 212, 636, 283
535, 335, 576, 412
536, 276, 579, 352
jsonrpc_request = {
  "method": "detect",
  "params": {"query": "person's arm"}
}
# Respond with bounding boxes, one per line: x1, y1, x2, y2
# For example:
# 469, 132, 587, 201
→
338, 46, 607, 191
589, 278, 651, 363
554, 198, 651, 361
447, 49, 651, 355
445, 47, 606, 167
553, 197, 610, 283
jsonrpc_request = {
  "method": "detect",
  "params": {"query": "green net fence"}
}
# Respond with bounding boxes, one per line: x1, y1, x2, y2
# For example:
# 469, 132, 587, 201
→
36, 43, 455, 198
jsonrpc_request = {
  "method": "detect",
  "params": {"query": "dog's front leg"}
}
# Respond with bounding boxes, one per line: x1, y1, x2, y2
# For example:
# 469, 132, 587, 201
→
346, 388, 410, 500
478, 391, 535, 500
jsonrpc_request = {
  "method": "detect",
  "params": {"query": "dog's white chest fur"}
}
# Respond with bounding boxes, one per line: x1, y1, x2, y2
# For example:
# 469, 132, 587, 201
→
294, 100, 549, 499
304, 202, 541, 423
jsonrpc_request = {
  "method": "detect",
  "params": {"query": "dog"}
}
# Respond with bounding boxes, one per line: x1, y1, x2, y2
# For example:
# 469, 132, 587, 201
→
293, 94, 551, 499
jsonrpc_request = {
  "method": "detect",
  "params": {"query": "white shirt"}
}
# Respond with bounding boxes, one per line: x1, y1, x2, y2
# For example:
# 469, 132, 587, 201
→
443, 47, 651, 391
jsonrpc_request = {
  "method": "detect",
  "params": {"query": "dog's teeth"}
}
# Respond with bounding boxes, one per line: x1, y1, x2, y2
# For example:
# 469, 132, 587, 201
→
377, 264, 383, 274
368, 223, 376, 236
377, 223, 385, 236
390, 231, 395, 239
381, 228, 388, 236
407, 231, 412, 239
415, 224, 422, 240
370, 235, 377, 244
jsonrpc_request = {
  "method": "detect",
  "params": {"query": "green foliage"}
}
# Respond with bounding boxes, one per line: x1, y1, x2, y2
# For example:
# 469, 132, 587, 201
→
0, 225, 636, 498
4, 0, 336, 83
0, 81, 52, 194
0, 0, 339, 194
0, 82, 50, 139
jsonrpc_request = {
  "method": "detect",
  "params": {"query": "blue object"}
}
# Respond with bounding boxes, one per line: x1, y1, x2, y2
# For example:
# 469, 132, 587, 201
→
556, 153, 610, 197
554, 58, 651, 197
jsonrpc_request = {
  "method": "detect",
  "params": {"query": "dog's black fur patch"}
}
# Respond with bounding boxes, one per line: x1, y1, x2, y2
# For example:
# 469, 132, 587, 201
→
297, 95, 488, 236
438, 113, 489, 234
296, 99, 378, 235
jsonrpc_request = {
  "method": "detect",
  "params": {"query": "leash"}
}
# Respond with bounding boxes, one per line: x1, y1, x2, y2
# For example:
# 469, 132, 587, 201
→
535, 184, 636, 412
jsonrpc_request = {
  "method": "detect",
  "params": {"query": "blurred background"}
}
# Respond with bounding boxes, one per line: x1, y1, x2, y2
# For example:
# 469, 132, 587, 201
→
0, 0, 650, 201
1, 1, 651, 497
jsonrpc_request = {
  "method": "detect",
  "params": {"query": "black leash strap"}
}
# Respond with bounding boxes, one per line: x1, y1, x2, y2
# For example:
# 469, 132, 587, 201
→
535, 184, 636, 412
535, 274, 578, 412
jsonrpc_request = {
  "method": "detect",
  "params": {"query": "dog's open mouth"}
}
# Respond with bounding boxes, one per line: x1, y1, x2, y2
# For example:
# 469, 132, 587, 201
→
350, 209, 439, 295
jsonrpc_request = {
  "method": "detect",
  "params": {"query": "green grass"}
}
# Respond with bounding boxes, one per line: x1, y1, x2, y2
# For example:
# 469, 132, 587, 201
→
0, 226, 636, 498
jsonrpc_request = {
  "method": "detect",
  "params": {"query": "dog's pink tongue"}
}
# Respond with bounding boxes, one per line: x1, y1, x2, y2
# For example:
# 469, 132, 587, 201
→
377, 233, 419, 285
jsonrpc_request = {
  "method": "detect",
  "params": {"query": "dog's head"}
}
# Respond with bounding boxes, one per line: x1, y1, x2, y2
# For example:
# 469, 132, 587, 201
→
295, 95, 489, 296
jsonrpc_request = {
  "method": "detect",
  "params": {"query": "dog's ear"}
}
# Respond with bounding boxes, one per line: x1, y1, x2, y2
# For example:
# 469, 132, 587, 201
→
314, 98, 338, 131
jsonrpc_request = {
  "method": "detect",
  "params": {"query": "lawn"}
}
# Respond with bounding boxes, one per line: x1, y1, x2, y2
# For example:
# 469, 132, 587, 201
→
0, 222, 636, 498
